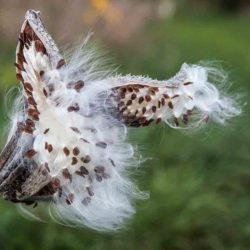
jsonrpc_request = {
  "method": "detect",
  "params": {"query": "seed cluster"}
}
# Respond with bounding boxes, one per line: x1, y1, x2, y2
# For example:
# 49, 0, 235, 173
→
16, 22, 47, 133
112, 83, 194, 127
58, 142, 113, 205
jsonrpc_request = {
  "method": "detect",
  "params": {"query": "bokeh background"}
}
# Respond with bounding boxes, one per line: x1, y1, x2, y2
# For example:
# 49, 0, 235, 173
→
0, 0, 250, 249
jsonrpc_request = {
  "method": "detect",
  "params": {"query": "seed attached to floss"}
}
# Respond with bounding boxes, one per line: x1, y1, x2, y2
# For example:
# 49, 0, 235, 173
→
47, 144, 53, 153
71, 157, 78, 165
52, 177, 61, 189
63, 147, 70, 156
73, 147, 80, 156
66, 193, 74, 205
25, 149, 37, 158
74, 80, 84, 92
82, 197, 91, 206
81, 155, 91, 163
95, 141, 107, 149
86, 187, 94, 196
43, 128, 50, 134
56, 59, 65, 69
62, 168, 72, 182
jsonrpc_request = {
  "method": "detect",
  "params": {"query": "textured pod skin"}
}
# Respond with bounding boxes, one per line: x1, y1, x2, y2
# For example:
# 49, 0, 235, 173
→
0, 10, 63, 204
0, 10, 240, 231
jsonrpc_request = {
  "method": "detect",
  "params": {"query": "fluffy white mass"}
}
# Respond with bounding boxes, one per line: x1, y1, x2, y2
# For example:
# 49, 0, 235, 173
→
2, 9, 240, 231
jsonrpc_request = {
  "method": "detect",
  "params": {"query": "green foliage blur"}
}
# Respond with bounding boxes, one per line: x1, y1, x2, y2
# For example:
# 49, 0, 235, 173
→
0, 6, 250, 250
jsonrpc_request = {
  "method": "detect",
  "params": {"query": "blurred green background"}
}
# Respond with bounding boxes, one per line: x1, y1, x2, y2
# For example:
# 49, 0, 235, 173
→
0, 0, 250, 249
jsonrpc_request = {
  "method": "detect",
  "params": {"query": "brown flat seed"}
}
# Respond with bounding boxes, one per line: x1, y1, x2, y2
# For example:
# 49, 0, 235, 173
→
82, 197, 91, 205
80, 138, 90, 143
23, 82, 33, 92
67, 103, 80, 112
120, 87, 126, 93
94, 166, 105, 174
184, 82, 193, 86
96, 141, 107, 149
131, 93, 137, 100
145, 95, 151, 102
63, 147, 70, 156
40, 71, 45, 77
158, 101, 161, 108
70, 127, 80, 133
27, 97, 37, 106
52, 177, 61, 189
44, 128, 50, 134
43, 88, 48, 97
25, 149, 37, 158
56, 59, 66, 69
152, 106, 157, 113
82, 155, 91, 163
168, 102, 173, 109
73, 147, 80, 156
71, 157, 78, 165
126, 100, 132, 106
142, 107, 147, 114
35, 40, 46, 53
66, 193, 74, 205
172, 94, 180, 99
109, 158, 116, 167
163, 94, 169, 99
128, 87, 133, 92
45, 142, 48, 150
62, 168, 72, 182
86, 187, 94, 196
47, 144, 53, 153
16, 73, 23, 81
80, 166, 89, 175
14, 62, 23, 71
74, 80, 84, 92
138, 97, 144, 104
156, 118, 162, 124
17, 53, 25, 63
